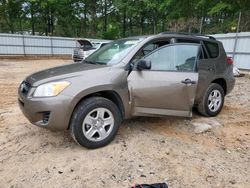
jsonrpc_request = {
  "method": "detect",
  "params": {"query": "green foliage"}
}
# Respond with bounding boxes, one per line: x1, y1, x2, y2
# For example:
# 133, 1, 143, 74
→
101, 24, 119, 40
208, 2, 232, 15
0, 0, 249, 37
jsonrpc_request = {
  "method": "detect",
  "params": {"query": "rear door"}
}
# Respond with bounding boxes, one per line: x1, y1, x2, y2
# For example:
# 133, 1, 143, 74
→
127, 43, 200, 117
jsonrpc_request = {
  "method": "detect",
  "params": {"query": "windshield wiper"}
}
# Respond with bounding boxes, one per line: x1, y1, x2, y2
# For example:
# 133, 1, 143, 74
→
83, 60, 99, 65
83, 60, 106, 65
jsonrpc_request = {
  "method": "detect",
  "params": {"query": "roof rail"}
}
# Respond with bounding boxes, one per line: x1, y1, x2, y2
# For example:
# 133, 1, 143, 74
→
159, 32, 216, 40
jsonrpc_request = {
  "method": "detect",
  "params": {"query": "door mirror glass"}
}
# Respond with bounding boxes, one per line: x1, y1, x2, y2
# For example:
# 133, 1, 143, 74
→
137, 59, 151, 71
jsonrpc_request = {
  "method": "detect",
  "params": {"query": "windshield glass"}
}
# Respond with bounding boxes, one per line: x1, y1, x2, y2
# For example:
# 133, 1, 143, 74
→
84, 39, 142, 65
80, 44, 94, 50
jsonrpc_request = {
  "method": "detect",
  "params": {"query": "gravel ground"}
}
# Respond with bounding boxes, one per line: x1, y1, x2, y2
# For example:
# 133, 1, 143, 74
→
0, 59, 249, 188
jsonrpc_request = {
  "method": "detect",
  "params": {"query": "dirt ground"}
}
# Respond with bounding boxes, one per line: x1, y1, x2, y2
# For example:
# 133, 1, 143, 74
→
0, 59, 249, 188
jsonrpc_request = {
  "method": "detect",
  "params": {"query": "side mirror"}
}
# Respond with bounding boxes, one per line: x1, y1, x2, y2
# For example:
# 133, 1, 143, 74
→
137, 59, 151, 71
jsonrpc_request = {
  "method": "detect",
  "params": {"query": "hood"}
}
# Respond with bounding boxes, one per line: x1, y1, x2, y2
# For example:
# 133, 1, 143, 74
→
26, 63, 106, 86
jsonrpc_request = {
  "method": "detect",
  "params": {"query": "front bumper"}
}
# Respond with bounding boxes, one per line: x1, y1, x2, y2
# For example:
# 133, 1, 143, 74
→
72, 55, 83, 62
18, 90, 74, 130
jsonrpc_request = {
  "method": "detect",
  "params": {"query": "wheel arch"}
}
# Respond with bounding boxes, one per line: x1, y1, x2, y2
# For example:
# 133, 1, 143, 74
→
68, 90, 125, 129
212, 78, 227, 95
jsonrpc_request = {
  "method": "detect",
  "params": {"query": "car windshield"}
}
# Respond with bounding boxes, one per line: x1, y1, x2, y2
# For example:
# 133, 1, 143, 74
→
84, 39, 142, 65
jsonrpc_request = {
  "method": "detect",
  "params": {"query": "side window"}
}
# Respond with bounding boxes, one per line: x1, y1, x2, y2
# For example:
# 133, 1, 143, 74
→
144, 44, 199, 72
143, 44, 158, 55
204, 41, 219, 58
80, 44, 93, 51
176, 39, 207, 60
131, 40, 170, 64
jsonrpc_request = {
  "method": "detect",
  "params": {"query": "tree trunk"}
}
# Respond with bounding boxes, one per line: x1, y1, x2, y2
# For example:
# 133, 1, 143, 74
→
161, 20, 165, 32
129, 18, 133, 36
31, 14, 35, 35
199, 17, 204, 34
122, 8, 126, 37
90, 1, 97, 36
30, 4, 35, 35
50, 10, 54, 35
152, 8, 158, 34
48, 7, 51, 35
7, 20, 14, 34
140, 16, 144, 35
44, 16, 48, 36
19, 18, 23, 34
153, 18, 157, 34
188, 19, 192, 33
84, 3, 87, 35
103, 0, 108, 33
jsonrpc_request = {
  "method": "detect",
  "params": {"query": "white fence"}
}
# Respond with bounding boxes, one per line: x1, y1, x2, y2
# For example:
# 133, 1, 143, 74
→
213, 32, 250, 70
0, 32, 250, 70
0, 33, 76, 56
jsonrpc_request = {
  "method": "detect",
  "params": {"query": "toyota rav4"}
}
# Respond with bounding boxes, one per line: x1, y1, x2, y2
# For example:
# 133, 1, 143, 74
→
18, 33, 235, 148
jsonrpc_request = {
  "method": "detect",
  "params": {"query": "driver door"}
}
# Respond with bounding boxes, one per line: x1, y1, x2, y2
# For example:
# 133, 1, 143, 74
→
127, 43, 200, 117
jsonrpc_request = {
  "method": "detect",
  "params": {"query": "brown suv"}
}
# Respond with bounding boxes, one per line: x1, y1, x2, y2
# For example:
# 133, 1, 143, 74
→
18, 33, 235, 148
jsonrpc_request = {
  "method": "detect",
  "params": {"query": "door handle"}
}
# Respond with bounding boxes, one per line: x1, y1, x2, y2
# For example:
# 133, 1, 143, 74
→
181, 79, 196, 85
207, 67, 214, 71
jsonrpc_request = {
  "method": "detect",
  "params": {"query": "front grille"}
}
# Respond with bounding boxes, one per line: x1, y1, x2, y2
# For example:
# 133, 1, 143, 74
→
20, 81, 31, 96
73, 49, 79, 55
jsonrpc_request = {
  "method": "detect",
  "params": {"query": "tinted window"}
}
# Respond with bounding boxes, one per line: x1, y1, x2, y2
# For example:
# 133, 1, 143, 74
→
80, 44, 94, 51
204, 41, 219, 58
144, 44, 199, 72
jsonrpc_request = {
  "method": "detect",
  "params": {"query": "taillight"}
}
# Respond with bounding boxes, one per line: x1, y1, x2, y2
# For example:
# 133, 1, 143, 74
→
227, 57, 234, 65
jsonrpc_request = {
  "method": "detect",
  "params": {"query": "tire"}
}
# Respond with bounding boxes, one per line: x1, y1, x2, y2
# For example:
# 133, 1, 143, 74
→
70, 97, 122, 149
197, 83, 225, 117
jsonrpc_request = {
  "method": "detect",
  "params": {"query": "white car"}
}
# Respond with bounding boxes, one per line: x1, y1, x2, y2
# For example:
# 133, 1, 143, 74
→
72, 39, 112, 62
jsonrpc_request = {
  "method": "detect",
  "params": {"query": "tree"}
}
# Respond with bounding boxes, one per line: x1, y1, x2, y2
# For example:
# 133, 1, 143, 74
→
0, 0, 249, 37
0, 0, 24, 33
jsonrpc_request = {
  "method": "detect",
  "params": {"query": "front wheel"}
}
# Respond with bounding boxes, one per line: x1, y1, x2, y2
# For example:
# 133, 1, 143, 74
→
198, 83, 225, 117
70, 97, 122, 149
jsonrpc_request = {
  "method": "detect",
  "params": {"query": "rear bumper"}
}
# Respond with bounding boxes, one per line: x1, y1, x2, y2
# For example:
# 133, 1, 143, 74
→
226, 76, 235, 95
18, 91, 74, 130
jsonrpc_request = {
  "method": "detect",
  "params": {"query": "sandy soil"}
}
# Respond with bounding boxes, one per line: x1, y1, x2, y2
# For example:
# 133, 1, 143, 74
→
0, 59, 249, 188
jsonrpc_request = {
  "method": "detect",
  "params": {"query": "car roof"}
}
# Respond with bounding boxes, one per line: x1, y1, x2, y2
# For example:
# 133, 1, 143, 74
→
159, 32, 216, 40
93, 41, 110, 44
122, 32, 217, 43
76, 38, 112, 45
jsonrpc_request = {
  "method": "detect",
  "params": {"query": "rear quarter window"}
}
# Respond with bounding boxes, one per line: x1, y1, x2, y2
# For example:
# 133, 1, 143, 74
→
204, 41, 219, 58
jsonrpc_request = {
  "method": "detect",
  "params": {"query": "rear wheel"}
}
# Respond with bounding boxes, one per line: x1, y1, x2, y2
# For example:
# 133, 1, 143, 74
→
198, 83, 225, 117
70, 97, 121, 149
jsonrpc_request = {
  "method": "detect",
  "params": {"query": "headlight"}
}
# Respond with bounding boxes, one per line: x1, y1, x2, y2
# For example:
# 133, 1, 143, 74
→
33, 81, 70, 97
